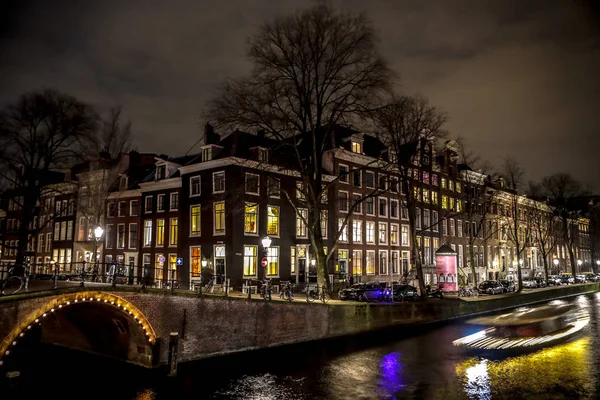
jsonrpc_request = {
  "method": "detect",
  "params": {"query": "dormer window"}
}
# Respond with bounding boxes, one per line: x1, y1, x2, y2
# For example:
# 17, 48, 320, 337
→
351, 141, 362, 154
156, 165, 166, 180
202, 147, 212, 162
258, 148, 268, 162
119, 176, 128, 190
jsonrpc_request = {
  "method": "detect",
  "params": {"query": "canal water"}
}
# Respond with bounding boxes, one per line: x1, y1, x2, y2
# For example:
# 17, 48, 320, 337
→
3, 294, 600, 399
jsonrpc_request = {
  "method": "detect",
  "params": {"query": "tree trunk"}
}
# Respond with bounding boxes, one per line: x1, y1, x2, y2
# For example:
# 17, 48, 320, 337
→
568, 245, 577, 278
468, 244, 477, 287
542, 254, 549, 282
515, 250, 524, 293
409, 224, 427, 300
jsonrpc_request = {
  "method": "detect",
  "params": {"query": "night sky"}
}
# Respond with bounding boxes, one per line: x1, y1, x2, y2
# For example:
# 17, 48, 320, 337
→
1, 0, 599, 189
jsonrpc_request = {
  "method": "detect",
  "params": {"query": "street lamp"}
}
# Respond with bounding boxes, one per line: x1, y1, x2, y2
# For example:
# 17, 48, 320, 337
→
93, 226, 104, 275
261, 236, 271, 279
577, 259, 583, 272
553, 258, 559, 274
201, 259, 208, 268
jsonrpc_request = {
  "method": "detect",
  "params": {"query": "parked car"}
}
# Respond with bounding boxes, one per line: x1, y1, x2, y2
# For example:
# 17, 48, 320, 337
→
478, 280, 505, 295
533, 277, 547, 288
338, 283, 366, 301
547, 275, 562, 286
585, 274, 598, 282
575, 275, 586, 284
522, 277, 538, 289
559, 275, 574, 285
499, 279, 516, 293
355, 282, 386, 302
392, 284, 419, 301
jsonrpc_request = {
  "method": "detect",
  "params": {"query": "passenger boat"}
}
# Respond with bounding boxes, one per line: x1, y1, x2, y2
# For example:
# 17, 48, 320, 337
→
453, 304, 589, 353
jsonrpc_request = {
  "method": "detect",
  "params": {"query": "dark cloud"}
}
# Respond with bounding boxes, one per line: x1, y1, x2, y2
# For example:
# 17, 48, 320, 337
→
1, 0, 599, 189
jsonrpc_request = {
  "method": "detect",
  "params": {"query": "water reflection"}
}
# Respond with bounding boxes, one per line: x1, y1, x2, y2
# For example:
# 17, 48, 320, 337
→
8, 295, 600, 400
378, 352, 405, 396
456, 337, 593, 399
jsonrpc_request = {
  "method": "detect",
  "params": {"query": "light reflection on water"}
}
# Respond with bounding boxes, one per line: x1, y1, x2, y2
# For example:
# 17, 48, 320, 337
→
8, 294, 600, 400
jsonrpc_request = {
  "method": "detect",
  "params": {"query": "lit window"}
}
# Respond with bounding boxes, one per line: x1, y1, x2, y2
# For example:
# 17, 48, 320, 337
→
243, 245, 257, 276
214, 202, 225, 234
191, 205, 201, 235
353, 250, 362, 275
191, 247, 201, 277
169, 218, 178, 246
156, 219, 165, 246
366, 222, 375, 243
296, 209, 308, 237
366, 251, 375, 274
338, 218, 348, 242
144, 220, 152, 246
244, 203, 258, 234
267, 206, 279, 236
351, 141, 362, 153
267, 247, 279, 276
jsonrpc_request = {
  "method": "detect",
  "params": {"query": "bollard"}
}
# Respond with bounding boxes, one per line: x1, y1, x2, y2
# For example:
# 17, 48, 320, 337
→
225, 278, 230, 297
80, 261, 86, 287
167, 332, 179, 377
53, 265, 58, 290
247, 280, 252, 300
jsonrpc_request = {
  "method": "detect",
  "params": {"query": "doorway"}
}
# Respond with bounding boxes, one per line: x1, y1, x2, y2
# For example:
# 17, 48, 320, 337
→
214, 245, 226, 284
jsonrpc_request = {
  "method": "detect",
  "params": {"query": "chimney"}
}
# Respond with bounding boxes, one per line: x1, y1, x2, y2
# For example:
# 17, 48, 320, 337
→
204, 123, 220, 145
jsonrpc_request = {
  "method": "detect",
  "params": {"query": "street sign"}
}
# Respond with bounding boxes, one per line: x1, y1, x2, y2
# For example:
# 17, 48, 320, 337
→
158, 255, 166, 264
261, 257, 268, 267
176, 257, 183, 266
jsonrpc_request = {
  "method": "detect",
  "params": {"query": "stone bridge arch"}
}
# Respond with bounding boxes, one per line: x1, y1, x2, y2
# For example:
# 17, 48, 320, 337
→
0, 291, 157, 368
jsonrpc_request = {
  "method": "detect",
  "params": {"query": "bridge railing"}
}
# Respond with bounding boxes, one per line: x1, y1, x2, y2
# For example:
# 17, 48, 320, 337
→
0, 261, 232, 297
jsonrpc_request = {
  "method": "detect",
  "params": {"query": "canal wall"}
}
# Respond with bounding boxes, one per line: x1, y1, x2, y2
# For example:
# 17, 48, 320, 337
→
1, 283, 597, 367
117, 283, 599, 365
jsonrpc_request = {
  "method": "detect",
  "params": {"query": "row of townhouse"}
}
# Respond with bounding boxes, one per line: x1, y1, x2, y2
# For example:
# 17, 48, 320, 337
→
0, 124, 594, 289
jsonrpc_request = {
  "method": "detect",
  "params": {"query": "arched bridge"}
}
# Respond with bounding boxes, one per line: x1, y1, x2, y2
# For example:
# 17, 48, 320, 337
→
0, 286, 341, 370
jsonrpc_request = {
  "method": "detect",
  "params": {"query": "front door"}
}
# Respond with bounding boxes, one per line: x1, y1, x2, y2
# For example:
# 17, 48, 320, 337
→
298, 259, 307, 283
339, 260, 347, 281
215, 258, 225, 284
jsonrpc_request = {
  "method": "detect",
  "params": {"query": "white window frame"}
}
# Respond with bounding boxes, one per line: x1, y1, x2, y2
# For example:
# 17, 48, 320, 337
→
379, 222, 388, 245
190, 176, 201, 197
213, 201, 226, 235
117, 223, 125, 249
190, 205, 201, 236
352, 220, 362, 243
390, 199, 399, 219
213, 171, 225, 194
339, 191, 349, 213
157, 194, 166, 212
390, 223, 399, 245
170, 192, 179, 211
338, 164, 349, 184
378, 197, 388, 218
118, 201, 126, 217
144, 196, 152, 213
379, 250, 388, 275
128, 223, 138, 249
245, 172, 260, 196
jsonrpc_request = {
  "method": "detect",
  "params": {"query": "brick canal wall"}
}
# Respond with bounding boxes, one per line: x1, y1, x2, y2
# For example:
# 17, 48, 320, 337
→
1, 283, 597, 367
117, 283, 599, 365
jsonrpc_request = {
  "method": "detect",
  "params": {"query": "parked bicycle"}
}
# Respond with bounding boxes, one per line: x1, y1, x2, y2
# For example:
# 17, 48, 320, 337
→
279, 281, 293, 302
307, 285, 329, 303
0, 265, 28, 296
458, 286, 479, 298
260, 279, 272, 301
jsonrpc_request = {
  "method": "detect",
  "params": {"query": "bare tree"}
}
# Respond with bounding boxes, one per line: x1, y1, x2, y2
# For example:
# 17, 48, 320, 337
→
205, 4, 392, 290
528, 182, 557, 281
541, 173, 587, 277
373, 93, 448, 299
97, 106, 133, 158
0, 88, 97, 269
500, 157, 531, 293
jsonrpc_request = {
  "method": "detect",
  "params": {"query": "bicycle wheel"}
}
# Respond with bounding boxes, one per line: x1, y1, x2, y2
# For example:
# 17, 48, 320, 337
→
306, 290, 316, 303
1, 276, 23, 295
321, 292, 330, 303
473, 290, 479, 298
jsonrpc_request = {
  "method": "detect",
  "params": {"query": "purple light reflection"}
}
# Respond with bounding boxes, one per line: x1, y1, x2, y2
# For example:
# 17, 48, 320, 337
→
378, 352, 406, 396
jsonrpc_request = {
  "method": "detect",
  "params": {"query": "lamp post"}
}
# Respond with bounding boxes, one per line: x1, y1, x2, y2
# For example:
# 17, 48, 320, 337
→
93, 226, 104, 276
553, 258, 559, 274
51, 260, 58, 289
596, 260, 600, 273
261, 236, 271, 280
577, 259, 583, 273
